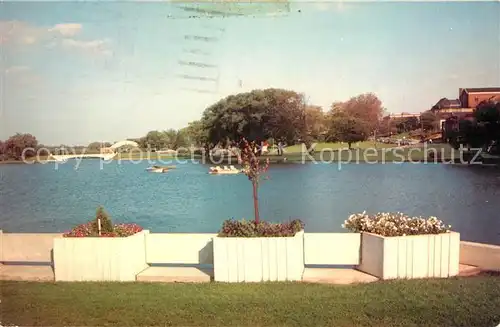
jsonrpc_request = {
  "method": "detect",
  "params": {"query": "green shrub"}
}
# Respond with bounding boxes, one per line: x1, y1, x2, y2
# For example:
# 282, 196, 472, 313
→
92, 206, 114, 233
218, 219, 304, 237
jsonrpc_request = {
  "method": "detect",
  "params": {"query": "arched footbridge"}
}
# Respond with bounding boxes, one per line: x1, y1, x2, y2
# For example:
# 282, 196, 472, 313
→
49, 140, 139, 162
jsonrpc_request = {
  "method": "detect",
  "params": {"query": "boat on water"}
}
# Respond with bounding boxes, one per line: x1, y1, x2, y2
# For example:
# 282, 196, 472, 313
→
146, 165, 176, 173
209, 165, 242, 175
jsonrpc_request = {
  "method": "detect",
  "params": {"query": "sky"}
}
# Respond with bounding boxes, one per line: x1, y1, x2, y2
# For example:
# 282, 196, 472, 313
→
1, 1, 499, 145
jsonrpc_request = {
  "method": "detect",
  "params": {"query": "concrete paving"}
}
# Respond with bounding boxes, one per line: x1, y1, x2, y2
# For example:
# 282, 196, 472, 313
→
458, 264, 481, 277
136, 267, 213, 283
0, 265, 54, 281
0, 264, 482, 283
302, 268, 379, 284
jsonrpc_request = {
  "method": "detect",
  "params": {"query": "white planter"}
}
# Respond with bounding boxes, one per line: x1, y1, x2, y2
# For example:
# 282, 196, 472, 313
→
53, 230, 149, 281
213, 230, 304, 282
358, 231, 460, 280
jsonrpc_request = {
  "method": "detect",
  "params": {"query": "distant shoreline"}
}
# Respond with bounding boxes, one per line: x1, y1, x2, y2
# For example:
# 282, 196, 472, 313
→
2, 144, 497, 166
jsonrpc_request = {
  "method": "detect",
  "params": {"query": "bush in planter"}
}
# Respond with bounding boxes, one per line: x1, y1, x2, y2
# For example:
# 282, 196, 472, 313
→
219, 218, 304, 237
91, 206, 114, 233
342, 211, 451, 236
63, 207, 143, 237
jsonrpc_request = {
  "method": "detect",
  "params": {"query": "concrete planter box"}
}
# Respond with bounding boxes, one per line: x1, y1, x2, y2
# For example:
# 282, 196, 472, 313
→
53, 230, 149, 281
358, 231, 460, 280
213, 230, 304, 282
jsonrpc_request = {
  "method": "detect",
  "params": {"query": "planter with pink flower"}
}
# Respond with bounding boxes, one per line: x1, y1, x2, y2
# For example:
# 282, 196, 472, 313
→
53, 207, 148, 281
213, 139, 305, 283
343, 212, 460, 280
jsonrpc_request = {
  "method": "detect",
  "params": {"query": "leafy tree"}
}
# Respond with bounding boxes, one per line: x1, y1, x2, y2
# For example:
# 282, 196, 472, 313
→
395, 116, 419, 133
474, 99, 500, 149
143, 131, 168, 150
3, 133, 38, 160
475, 100, 500, 122
339, 93, 384, 134
163, 129, 188, 150
201, 88, 308, 148
237, 138, 270, 224
377, 116, 393, 136
87, 142, 111, 153
305, 105, 327, 141
327, 111, 368, 149
420, 111, 438, 132
181, 120, 208, 147
92, 206, 114, 235
458, 119, 484, 148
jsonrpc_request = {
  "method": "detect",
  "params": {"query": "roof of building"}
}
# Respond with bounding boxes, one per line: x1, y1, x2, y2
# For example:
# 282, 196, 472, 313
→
461, 87, 500, 93
432, 98, 462, 110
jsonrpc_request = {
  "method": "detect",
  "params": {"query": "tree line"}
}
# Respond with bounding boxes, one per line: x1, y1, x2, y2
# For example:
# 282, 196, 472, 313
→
1, 87, 446, 161
192, 88, 439, 150
123, 89, 390, 152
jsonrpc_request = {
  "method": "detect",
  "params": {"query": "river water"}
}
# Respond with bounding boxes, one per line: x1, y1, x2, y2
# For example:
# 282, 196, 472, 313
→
1, 160, 499, 245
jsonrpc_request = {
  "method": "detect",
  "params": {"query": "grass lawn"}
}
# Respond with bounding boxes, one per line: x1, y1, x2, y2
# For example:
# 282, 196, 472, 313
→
263, 143, 458, 163
284, 141, 397, 153
1, 276, 499, 327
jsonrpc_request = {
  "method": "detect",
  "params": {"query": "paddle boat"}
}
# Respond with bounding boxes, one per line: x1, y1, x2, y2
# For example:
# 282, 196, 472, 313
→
146, 165, 176, 173
208, 165, 242, 175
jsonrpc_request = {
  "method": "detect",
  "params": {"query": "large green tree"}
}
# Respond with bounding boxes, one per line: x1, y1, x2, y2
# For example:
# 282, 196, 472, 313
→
142, 131, 168, 150
2, 133, 38, 160
305, 105, 327, 141
339, 93, 384, 134
327, 111, 368, 149
474, 99, 500, 149
200, 88, 308, 148
163, 129, 188, 150
420, 111, 439, 132
180, 120, 208, 147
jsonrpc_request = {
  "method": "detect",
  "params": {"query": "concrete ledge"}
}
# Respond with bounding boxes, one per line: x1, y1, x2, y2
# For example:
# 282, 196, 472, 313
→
458, 264, 481, 277
0, 265, 54, 281
1, 233, 62, 263
302, 268, 379, 284
460, 241, 500, 271
136, 267, 213, 283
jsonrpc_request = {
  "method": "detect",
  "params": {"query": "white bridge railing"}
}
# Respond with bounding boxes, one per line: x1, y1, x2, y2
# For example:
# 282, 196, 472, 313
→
50, 153, 116, 162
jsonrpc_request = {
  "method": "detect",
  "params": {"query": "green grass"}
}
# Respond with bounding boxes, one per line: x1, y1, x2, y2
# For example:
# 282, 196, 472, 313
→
284, 141, 397, 153
2, 276, 500, 327
265, 144, 458, 163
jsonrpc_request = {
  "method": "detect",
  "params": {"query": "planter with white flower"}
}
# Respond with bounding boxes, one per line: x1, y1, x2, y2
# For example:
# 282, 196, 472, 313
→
213, 139, 305, 283
343, 212, 460, 280
53, 207, 148, 282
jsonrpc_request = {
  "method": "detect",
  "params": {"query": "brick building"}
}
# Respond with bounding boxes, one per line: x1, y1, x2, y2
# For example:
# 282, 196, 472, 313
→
459, 87, 500, 109
436, 87, 500, 140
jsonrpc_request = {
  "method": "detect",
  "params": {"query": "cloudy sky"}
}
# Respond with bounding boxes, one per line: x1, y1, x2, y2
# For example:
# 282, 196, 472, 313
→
1, 1, 499, 145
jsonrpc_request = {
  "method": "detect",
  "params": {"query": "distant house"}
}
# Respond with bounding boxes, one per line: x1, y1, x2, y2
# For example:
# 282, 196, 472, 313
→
431, 98, 462, 111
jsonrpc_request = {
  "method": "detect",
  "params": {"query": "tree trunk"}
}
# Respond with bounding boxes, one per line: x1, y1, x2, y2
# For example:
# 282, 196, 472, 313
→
252, 181, 260, 224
